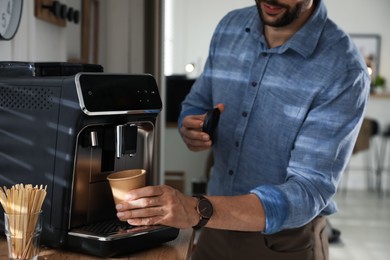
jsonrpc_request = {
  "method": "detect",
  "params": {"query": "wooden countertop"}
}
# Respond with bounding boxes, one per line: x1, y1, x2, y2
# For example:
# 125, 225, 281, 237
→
0, 228, 194, 260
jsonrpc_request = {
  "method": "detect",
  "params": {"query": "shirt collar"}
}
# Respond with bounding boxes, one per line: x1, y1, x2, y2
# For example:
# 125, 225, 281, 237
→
246, 0, 328, 58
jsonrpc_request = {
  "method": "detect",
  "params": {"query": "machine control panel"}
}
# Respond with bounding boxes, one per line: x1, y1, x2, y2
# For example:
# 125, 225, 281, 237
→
75, 73, 162, 115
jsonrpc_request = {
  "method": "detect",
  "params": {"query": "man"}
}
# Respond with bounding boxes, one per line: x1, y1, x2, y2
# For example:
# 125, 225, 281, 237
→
115, 0, 370, 259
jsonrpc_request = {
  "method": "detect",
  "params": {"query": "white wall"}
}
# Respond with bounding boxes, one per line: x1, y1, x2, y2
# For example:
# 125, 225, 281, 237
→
164, 0, 390, 193
326, 0, 390, 85
0, 0, 81, 62
99, 0, 146, 74
0, 0, 145, 73
165, 0, 254, 76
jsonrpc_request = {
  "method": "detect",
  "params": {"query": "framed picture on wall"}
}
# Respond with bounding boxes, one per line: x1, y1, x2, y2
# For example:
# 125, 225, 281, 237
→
350, 34, 381, 80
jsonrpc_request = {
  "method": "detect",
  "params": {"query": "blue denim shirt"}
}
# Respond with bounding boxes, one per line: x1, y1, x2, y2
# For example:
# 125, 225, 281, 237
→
178, 0, 370, 234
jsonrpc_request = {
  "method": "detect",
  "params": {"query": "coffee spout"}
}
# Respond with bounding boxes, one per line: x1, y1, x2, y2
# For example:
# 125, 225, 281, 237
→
115, 124, 137, 158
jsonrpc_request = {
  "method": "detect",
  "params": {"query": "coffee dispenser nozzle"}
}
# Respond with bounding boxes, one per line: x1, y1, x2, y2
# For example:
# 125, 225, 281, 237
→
90, 131, 99, 147
116, 124, 138, 158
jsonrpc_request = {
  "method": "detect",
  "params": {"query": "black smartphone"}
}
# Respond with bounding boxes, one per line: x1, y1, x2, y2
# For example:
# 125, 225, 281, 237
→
202, 108, 220, 142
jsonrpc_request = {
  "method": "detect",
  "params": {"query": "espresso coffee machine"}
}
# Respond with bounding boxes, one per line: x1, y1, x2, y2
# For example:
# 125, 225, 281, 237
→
0, 62, 179, 257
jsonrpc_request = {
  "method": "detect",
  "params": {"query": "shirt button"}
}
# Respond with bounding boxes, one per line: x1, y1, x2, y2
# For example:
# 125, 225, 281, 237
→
251, 81, 257, 87
242, 111, 248, 117
235, 141, 239, 147
245, 28, 250, 33
228, 170, 234, 176
262, 52, 268, 57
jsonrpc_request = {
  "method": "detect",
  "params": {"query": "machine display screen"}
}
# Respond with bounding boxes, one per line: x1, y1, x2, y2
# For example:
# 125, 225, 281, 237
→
76, 73, 162, 114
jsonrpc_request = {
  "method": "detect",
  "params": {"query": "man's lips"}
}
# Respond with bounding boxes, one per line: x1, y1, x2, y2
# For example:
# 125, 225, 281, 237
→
262, 3, 285, 15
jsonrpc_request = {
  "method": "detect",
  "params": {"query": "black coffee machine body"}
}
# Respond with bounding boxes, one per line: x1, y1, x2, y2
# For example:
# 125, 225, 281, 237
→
0, 62, 179, 257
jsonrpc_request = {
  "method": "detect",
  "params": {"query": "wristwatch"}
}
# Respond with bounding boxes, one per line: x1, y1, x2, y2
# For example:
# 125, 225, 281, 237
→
192, 195, 213, 229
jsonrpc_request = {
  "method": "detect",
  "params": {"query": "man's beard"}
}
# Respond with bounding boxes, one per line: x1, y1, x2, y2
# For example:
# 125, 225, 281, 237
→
256, 0, 310, 27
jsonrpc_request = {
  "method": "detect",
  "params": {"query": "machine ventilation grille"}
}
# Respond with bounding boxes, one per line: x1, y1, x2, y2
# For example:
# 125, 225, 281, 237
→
0, 86, 54, 110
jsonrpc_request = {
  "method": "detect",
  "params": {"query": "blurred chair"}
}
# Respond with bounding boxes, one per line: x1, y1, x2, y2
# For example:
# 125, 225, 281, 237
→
377, 125, 390, 195
341, 118, 380, 194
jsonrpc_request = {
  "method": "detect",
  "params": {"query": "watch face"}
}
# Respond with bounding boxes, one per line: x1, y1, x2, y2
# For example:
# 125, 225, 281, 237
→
0, 0, 23, 40
198, 199, 213, 218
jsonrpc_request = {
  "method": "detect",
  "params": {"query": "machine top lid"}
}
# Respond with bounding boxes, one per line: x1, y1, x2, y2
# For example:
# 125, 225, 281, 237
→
0, 61, 103, 77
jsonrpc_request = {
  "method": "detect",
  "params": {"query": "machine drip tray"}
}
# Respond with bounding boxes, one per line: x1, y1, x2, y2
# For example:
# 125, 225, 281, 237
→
67, 219, 180, 257
69, 219, 166, 241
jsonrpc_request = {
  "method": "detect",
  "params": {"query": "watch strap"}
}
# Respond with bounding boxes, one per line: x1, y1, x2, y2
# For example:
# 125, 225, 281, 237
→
193, 216, 209, 230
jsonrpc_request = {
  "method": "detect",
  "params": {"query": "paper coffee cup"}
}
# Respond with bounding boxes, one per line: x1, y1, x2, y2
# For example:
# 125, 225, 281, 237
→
107, 169, 146, 204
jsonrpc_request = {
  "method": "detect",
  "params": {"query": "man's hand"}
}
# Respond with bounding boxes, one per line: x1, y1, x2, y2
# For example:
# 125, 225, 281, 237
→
115, 185, 199, 229
180, 103, 224, 151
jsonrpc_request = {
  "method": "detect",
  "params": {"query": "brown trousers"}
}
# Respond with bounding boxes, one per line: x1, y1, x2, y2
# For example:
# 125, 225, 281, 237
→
192, 216, 328, 260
